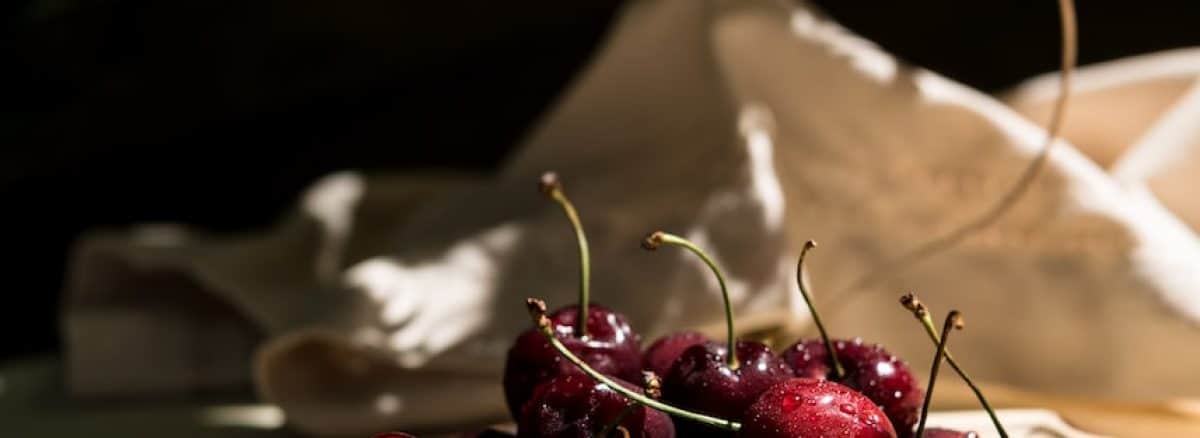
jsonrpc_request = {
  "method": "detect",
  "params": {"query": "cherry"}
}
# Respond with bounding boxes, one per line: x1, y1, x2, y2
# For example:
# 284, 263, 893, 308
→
517, 373, 674, 438
642, 232, 792, 435
503, 304, 643, 419
662, 340, 792, 435
502, 173, 643, 417
784, 339, 922, 437
642, 331, 708, 378
783, 241, 922, 436
373, 433, 416, 438
740, 378, 897, 438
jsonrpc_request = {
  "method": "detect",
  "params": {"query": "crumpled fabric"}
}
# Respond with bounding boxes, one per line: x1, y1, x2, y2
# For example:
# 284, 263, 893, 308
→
63, 0, 1200, 435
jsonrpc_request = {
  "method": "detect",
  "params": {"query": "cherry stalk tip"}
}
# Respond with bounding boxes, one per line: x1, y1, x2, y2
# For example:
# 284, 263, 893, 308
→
539, 172, 562, 195
642, 371, 663, 399
526, 297, 548, 315
641, 231, 665, 250
947, 311, 964, 331
900, 292, 928, 317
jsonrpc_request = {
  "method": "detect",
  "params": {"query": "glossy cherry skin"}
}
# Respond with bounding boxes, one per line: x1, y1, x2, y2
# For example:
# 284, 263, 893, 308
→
503, 304, 643, 419
741, 378, 897, 438
517, 373, 675, 438
921, 429, 978, 438
784, 338, 922, 437
642, 331, 709, 378
661, 340, 792, 435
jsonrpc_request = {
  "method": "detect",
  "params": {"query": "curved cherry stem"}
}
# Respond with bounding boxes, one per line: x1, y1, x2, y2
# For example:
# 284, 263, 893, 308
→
902, 294, 1007, 438
840, 0, 1077, 297
796, 240, 845, 380
540, 172, 592, 337
916, 311, 964, 438
643, 231, 739, 369
526, 298, 742, 431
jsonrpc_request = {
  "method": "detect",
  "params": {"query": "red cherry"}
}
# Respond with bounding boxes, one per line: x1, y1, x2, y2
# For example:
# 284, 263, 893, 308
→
642, 331, 708, 378
373, 433, 416, 438
503, 304, 642, 418
661, 340, 792, 435
517, 373, 674, 438
784, 338, 922, 437
740, 378, 897, 438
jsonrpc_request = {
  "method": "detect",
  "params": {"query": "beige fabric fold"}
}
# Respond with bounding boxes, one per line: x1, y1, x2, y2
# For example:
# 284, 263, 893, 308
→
63, 0, 1200, 435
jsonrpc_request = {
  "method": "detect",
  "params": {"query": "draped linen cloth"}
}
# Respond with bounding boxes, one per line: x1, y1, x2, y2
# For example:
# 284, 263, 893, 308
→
63, 0, 1200, 435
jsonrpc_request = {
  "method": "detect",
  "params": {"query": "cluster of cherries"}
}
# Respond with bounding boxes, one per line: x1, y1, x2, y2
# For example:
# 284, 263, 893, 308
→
379, 173, 1005, 438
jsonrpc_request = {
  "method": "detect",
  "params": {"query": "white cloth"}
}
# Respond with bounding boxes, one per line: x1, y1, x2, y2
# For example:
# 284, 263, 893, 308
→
63, 0, 1200, 435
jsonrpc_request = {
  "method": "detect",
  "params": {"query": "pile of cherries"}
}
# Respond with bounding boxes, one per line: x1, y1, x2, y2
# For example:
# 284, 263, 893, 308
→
378, 173, 1001, 438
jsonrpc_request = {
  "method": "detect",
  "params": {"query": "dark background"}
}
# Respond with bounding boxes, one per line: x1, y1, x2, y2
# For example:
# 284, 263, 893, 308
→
3, 0, 1199, 361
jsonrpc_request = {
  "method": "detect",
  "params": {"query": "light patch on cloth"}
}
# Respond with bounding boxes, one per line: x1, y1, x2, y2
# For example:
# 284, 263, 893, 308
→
303, 171, 367, 281
345, 223, 522, 368
739, 103, 786, 230
789, 9, 896, 84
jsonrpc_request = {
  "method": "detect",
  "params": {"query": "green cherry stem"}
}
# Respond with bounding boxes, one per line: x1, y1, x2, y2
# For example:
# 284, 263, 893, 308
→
901, 294, 1007, 438
540, 172, 592, 337
643, 231, 739, 369
526, 298, 742, 431
796, 240, 845, 380
916, 311, 964, 438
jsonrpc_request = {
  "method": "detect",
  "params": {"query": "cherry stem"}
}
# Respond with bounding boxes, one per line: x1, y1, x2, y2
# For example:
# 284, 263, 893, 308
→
540, 172, 591, 337
796, 240, 845, 380
526, 298, 742, 431
916, 311, 964, 438
643, 231, 739, 369
836, 0, 1077, 302
596, 372, 661, 438
901, 294, 1007, 438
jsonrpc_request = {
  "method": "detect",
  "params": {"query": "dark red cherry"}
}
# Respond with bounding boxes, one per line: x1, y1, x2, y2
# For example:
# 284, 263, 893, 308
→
642, 331, 709, 378
374, 433, 416, 438
784, 338, 922, 437
921, 429, 978, 438
503, 304, 642, 419
660, 340, 791, 435
517, 373, 674, 438
741, 378, 896, 438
